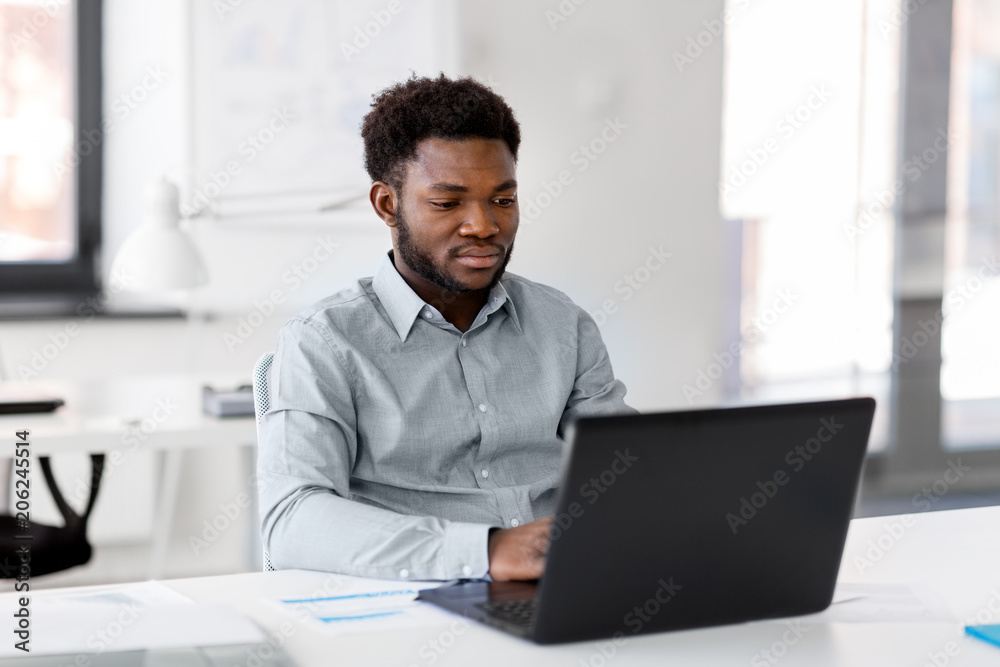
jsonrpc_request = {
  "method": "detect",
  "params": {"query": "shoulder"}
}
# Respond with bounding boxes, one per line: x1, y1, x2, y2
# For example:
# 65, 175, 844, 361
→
294, 279, 372, 321
281, 278, 378, 341
500, 272, 587, 321
502, 272, 577, 305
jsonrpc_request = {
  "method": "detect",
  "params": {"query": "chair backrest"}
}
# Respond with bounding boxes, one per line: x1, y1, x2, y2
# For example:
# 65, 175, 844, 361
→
252, 352, 274, 426
252, 352, 276, 572
0, 454, 104, 578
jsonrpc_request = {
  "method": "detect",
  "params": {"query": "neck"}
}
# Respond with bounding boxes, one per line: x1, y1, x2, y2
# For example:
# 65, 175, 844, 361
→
392, 252, 490, 332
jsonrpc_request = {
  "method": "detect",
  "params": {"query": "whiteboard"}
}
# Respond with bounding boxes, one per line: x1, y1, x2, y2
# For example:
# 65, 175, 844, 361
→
190, 0, 455, 221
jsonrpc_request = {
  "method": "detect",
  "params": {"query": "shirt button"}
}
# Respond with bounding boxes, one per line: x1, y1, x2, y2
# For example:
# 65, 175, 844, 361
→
423, 311, 432, 319
510, 519, 520, 527
399, 568, 409, 579
462, 565, 472, 577
478, 404, 487, 412
462, 339, 467, 347
481, 469, 489, 478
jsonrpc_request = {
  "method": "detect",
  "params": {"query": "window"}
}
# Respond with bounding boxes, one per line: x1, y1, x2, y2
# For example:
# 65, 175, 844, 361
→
0, 0, 101, 301
720, 0, 898, 452
722, 0, 1000, 485
943, 0, 1000, 450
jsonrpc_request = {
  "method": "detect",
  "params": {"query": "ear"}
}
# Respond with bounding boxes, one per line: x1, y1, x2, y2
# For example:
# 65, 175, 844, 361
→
370, 181, 399, 227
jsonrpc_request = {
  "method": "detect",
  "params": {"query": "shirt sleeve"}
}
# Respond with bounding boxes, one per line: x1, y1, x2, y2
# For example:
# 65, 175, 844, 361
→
257, 318, 493, 580
558, 309, 639, 437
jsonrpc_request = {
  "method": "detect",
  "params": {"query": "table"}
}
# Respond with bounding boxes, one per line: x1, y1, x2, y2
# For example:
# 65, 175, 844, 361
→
0, 375, 258, 577
153, 505, 1000, 666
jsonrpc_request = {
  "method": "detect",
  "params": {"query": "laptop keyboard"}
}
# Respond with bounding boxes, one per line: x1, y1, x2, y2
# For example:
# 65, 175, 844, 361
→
475, 598, 537, 627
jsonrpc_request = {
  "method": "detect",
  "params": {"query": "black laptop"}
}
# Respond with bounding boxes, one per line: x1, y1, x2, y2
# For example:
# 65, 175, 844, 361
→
418, 398, 876, 644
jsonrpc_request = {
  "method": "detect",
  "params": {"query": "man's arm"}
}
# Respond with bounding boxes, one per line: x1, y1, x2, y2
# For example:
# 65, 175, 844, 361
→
558, 309, 639, 436
486, 307, 637, 580
257, 318, 493, 580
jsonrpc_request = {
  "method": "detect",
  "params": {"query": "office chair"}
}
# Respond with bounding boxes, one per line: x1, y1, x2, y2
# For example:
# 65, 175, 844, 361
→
252, 351, 276, 572
0, 454, 105, 578
0, 344, 106, 578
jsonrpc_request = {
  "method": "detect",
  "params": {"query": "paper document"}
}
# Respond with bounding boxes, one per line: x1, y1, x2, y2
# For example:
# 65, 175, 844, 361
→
770, 582, 954, 624
270, 578, 459, 636
0, 580, 264, 658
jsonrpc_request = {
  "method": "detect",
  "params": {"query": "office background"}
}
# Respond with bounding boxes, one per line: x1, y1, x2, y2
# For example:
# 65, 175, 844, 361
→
1, 0, 998, 588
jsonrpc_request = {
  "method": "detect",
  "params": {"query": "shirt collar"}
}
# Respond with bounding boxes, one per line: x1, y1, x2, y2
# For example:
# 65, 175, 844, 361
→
371, 251, 521, 341
488, 280, 521, 333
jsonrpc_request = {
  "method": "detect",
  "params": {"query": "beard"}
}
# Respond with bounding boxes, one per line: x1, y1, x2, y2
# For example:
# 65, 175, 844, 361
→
394, 204, 514, 294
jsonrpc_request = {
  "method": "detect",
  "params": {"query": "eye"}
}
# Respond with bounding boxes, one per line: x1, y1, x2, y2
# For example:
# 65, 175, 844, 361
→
494, 197, 516, 207
432, 201, 459, 209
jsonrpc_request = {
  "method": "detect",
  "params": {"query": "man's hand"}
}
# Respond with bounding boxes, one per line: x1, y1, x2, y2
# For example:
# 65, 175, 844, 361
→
487, 517, 553, 581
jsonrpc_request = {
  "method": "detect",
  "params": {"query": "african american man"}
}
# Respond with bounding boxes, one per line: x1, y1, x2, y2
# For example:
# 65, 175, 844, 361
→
257, 75, 637, 582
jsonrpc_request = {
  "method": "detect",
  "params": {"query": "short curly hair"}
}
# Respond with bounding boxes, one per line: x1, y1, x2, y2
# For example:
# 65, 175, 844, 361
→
361, 74, 521, 191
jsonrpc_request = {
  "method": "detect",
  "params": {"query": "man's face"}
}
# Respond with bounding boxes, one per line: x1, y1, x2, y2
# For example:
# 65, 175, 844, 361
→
392, 137, 518, 293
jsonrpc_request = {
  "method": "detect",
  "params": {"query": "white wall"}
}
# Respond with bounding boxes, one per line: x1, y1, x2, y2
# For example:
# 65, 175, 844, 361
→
0, 0, 727, 583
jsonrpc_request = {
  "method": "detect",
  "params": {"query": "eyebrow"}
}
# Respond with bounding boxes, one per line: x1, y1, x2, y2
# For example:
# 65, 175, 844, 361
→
427, 179, 518, 193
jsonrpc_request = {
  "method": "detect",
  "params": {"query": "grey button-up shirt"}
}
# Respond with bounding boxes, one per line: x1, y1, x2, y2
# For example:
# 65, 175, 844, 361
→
257, 251, 636, 580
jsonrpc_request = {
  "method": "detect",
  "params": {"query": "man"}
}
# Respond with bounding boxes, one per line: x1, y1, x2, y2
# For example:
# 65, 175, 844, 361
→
258, 75, 635, 582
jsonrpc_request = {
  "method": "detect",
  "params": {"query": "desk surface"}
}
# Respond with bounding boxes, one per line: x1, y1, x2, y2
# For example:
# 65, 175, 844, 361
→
0, 375, 256, 454
152, 505, 1000, 666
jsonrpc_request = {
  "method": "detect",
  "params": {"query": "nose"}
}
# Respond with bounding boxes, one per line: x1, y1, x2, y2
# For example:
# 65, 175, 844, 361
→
460, 201, 500, 238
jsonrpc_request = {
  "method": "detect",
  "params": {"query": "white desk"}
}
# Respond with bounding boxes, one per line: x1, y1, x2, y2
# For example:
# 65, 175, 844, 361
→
144, 505, 1000, 666
0, 375, 255, 455
0, 375, 258, 577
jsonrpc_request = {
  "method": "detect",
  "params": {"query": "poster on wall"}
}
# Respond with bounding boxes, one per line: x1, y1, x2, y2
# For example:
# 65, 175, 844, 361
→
189, 0, 454, 223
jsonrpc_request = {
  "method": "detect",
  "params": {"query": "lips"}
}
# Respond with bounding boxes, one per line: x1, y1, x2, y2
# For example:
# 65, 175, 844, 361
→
455, 252, 500, 268
454, 246, 502, 269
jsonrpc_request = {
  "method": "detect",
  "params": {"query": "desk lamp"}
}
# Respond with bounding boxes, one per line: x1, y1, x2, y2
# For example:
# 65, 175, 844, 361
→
110, 177, 207, 292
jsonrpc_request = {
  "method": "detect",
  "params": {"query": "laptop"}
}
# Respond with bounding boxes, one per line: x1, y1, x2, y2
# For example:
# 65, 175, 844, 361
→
418, 397, 876, 644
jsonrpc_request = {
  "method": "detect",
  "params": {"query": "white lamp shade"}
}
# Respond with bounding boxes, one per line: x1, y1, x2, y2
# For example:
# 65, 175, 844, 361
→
111, 225, 208, 291
111, 178, 208, 292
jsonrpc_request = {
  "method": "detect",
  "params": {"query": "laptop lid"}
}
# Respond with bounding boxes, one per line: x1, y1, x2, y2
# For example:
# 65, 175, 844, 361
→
532, 397, 875, 644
